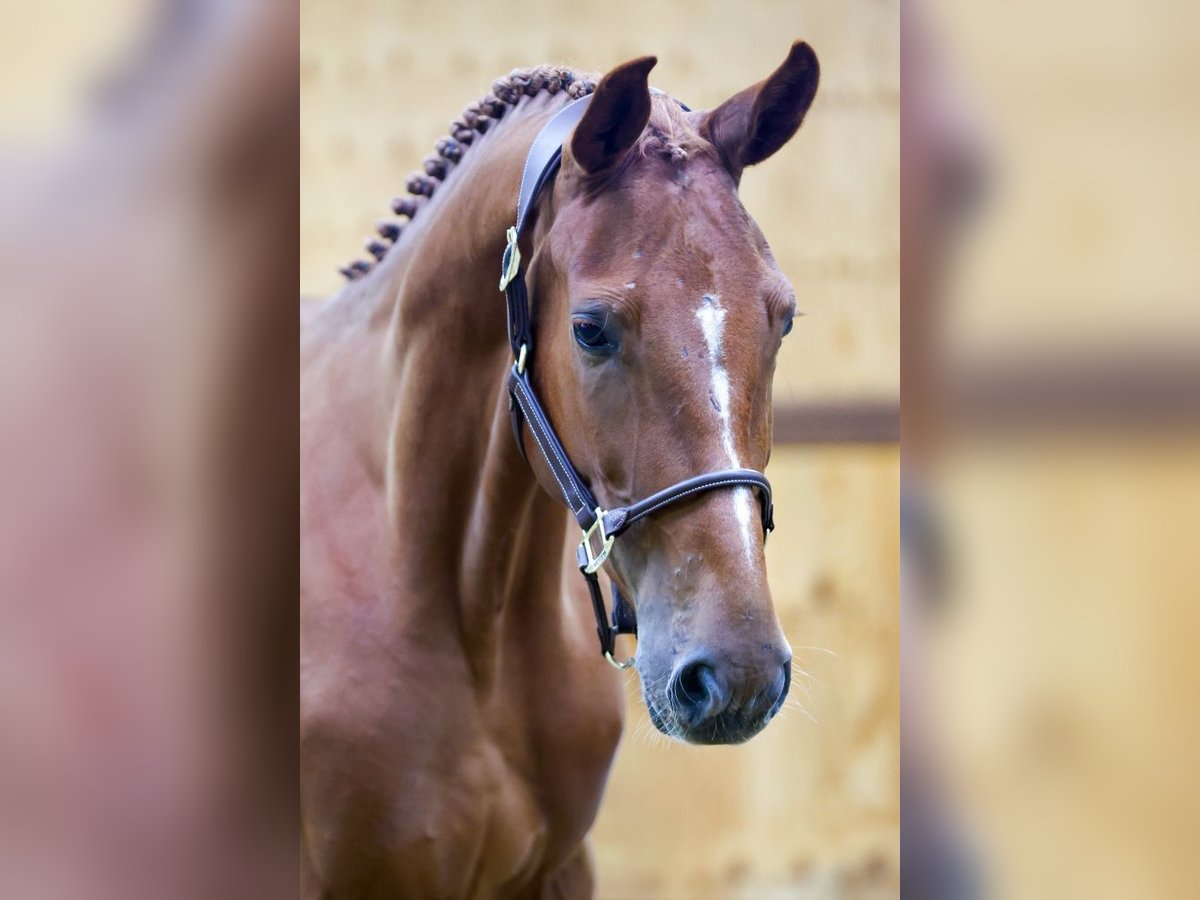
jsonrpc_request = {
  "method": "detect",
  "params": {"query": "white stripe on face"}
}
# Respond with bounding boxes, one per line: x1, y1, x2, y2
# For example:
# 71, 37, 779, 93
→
694, 293, 756, 565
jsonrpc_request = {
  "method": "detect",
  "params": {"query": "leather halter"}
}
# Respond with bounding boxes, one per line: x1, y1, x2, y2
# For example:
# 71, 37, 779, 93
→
500, 91, 776, 669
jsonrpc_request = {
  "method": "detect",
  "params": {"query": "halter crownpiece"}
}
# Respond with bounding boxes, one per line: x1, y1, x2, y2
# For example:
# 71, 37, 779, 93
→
500, 91, 776, 669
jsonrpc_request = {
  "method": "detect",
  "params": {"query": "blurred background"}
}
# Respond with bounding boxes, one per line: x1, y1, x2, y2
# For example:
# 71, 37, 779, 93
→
906, 0, 1200, 898
0, 0, 296, 897
300, 1, 899, 898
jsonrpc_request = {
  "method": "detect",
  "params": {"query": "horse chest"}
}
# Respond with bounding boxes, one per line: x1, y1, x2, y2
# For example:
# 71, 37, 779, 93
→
457, 655, 621, 831
376, 675, 617, 897
419, 734, 552, 895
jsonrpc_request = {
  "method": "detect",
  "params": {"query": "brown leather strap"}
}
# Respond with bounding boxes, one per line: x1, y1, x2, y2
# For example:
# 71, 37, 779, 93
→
509, 367, 599, 528
601, 470, 773, 539
577, 548, 640, 661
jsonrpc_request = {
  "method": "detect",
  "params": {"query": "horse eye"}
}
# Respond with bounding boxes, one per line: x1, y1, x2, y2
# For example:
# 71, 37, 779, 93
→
781, 312, 795, 338
572, 316, 616, 353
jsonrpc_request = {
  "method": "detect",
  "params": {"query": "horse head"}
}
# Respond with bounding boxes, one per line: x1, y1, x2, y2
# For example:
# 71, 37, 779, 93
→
523, 44, 819, 744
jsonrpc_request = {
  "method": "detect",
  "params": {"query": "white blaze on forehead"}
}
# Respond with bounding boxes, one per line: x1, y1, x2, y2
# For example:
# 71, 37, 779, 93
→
694, 293, 757, 564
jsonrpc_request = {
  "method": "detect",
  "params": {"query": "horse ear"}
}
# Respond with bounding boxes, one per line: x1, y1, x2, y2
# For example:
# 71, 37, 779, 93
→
702, 41, 819, 176
571, 56, 657, 174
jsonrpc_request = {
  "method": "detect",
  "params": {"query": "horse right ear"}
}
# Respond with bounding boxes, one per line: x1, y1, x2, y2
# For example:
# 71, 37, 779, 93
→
702, 41, 819, 179
571, 56, 657, 174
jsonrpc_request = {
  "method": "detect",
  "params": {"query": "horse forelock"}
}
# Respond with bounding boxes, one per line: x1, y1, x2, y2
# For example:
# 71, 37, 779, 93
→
634, 96, 705, 164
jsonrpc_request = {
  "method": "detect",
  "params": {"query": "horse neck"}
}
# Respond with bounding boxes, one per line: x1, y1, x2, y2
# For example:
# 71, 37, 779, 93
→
372, 96, 573, 651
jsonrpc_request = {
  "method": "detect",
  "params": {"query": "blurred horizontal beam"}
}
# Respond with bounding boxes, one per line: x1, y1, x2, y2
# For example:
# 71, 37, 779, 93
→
773, 399, 900, 444
770, 348, 1200, 444
945, 349, 1200, 435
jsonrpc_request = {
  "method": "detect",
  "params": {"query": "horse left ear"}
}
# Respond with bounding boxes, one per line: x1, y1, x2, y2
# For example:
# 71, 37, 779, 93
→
702, 41, 820, 177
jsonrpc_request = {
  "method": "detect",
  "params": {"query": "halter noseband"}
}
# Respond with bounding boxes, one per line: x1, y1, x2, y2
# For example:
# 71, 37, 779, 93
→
500, 92, 775, 669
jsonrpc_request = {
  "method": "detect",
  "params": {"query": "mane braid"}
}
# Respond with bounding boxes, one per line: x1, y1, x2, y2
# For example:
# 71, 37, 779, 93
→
339, 65, 597, 281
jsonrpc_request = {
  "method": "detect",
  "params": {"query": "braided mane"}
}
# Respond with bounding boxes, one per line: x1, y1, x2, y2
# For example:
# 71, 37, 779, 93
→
340, 66, 598, 281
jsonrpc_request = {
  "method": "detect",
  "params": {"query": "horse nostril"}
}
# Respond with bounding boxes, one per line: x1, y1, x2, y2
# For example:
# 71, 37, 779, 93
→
770, 660, 792, 712
670, 658, 729, 727
676, 660, 708, 703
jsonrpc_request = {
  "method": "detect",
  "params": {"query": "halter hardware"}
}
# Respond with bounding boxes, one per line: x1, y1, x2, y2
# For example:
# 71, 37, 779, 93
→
498, 91, 776, 667
580, 507, 614, 574
499, 226, 522, 291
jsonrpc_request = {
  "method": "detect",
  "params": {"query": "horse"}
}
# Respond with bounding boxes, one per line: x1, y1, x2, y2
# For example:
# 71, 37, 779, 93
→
301, 43, 819, 898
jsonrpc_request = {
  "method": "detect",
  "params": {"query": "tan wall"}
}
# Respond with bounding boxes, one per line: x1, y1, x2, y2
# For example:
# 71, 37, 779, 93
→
925, 0, 1200, 354
926, 439, 1200, 900
301, 1, 899, 897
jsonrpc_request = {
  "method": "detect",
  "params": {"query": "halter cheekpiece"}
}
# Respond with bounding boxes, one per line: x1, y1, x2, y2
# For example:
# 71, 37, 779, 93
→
500, 91, 776, 669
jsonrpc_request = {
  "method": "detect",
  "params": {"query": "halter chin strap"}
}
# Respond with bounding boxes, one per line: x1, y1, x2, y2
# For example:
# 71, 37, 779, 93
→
500, 90, 775, 669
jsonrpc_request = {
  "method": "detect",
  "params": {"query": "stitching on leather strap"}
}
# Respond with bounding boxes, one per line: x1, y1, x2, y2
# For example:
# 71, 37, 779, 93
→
516, 379, 587, 515
514, 378, 588, 516
625, 479, 771, 532
515, 388, 584, 516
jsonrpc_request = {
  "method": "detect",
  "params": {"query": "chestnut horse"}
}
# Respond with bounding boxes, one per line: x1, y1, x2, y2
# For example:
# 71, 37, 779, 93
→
301, 44, 819, 898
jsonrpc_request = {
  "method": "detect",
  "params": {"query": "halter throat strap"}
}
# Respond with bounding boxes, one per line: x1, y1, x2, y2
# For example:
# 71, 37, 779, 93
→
499, 89, 776, 668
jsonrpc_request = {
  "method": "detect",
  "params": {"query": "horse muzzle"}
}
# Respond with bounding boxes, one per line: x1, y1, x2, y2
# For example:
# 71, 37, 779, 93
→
645, 650, 791, 745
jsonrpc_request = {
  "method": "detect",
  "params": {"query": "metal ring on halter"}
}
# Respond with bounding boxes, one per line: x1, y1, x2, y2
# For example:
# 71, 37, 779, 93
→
605, 650, 636, 670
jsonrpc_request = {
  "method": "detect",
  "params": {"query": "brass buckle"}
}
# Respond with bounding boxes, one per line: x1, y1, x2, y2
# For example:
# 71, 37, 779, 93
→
498, 226, 521, 291
580, 507, 614, 574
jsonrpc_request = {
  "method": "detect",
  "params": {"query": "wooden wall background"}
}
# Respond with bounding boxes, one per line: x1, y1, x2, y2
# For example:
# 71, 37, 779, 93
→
301, 1, 899, 896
